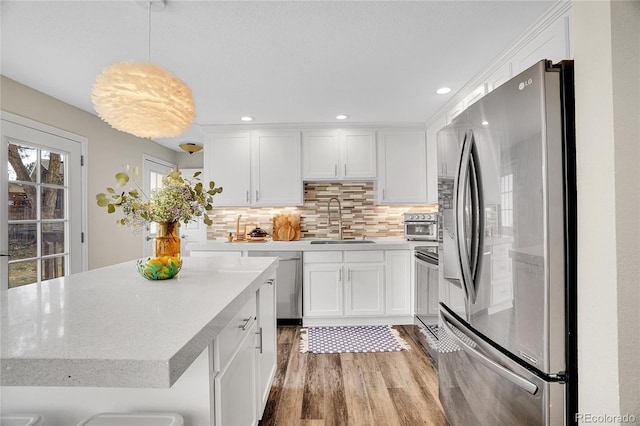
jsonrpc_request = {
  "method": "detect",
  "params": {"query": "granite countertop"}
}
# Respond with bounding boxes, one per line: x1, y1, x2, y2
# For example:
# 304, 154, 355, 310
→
0, 256, 278, 388
187, 238, 436, 252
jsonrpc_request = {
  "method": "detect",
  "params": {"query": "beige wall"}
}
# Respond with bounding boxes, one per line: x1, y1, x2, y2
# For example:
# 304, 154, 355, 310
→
574, 0, 639, 420
1, 75, 178, 269
611, 0, 640, 419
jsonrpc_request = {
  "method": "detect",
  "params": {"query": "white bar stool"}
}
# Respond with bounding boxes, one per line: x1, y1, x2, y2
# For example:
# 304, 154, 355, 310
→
76, 413, 184, 426
0, 415, 43, 426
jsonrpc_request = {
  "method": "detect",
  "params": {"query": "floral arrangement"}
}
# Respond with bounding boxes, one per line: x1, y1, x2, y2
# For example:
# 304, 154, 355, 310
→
96, 167, 222, 232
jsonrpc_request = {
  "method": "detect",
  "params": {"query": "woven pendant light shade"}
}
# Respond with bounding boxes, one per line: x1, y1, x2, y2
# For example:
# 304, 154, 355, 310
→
92, 62, 195, 139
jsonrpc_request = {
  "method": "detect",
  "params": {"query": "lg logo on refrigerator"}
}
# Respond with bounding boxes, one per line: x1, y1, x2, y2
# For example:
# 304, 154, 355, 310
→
518, 78, 534, 90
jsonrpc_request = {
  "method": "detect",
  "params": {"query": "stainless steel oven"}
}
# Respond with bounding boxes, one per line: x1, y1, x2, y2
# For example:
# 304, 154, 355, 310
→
414, 245, 440, 365
403, 213, 438, 241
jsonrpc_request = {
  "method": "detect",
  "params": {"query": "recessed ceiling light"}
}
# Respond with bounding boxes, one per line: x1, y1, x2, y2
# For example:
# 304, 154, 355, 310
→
241, 116, 253, 122
436, 87, 451, 95
336, 114, 349, 120
481, 120, 489, 126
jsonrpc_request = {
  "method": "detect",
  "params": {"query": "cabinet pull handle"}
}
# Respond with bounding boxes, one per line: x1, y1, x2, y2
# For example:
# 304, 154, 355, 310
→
344, 164, 347, 176
339, 268, 342, 282
239, 316, 254, 331
335, 164, 338, 177
348, 268, 351, 282
246, 190, 249, 203
256, 327, 263, 353
382, 188, 385, 200
255, 190, 259, 202
266, 278, 275, 286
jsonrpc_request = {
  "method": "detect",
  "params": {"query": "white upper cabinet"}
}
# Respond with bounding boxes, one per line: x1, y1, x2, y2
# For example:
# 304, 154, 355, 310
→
204, 131, 302, 207
376, 130, 427, 204
204, 132, 252, 207
302, 130, 341, 179
252, 131, 302, 206
302, 129, 376, 180
342, 130, 376, 179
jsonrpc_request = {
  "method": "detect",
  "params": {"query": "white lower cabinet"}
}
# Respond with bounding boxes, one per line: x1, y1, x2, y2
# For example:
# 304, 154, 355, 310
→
303, 250, 411, 325
213, 273, 276, 425
303, 263, 343, 317
344, 263, 384, 316
256, 278, 277, 417
385, 250, 412, 316
214, 317, 257, 426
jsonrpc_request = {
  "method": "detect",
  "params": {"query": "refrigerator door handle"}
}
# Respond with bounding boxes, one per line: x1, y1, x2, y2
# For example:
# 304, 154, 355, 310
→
453, 132, 471, 301
454, 130, 482, 304
440, 309, 539, 396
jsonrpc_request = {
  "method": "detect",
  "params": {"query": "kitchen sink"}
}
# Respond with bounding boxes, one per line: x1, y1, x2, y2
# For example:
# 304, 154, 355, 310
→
310, 240, 376, 244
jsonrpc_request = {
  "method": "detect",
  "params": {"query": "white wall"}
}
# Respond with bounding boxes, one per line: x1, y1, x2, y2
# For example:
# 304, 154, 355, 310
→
1, 76, 178, 269
573, 0, 639, 421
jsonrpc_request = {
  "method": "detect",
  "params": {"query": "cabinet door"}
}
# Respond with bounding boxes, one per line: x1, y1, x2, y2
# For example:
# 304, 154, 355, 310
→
214, 320, 257, 426
256, 278, 276, 418
437, 127, 462, 178
303, 264, 343, 317
252, 131, 302, 206
377, 131, 426, 204
205, 132, 251, 206
344, 263, 384, 316
302, 130, 340, 180
342, 130, 376, 179
385, 250, 411, 316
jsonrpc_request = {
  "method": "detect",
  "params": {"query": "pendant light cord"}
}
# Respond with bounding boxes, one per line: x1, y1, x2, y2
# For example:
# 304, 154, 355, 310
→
148, 1, 151, 62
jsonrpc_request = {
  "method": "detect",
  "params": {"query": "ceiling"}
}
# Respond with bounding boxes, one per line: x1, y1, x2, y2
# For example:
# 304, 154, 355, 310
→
1, 0, 557, 151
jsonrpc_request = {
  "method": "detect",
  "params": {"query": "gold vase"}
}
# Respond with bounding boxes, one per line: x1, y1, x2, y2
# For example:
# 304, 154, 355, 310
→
155, 221, 180, 259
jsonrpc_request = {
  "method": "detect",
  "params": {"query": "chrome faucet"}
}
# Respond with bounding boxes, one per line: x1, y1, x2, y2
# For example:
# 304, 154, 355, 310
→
327, 197, 343, 240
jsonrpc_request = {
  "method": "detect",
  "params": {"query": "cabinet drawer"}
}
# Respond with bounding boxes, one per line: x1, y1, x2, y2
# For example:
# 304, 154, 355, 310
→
216, 294, 257, 371
344, 250, 384, 263
304, 251, 342, 263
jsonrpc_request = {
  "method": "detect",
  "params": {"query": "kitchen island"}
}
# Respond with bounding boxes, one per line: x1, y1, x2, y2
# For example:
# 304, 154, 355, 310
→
0, 256, 278, 425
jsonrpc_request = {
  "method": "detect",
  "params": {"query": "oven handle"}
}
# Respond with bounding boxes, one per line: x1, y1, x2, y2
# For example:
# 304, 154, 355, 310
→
415, 253, 438, 267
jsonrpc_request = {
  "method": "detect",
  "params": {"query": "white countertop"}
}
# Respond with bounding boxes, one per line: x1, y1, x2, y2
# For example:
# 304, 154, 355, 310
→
0, 256, 278, 388
187, 238, 436, 252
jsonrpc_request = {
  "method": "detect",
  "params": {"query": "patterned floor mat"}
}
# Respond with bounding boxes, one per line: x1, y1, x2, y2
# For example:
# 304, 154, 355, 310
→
300, 325, 410, 354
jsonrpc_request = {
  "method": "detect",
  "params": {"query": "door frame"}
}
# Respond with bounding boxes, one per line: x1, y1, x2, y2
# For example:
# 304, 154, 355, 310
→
1, 111, 88, 288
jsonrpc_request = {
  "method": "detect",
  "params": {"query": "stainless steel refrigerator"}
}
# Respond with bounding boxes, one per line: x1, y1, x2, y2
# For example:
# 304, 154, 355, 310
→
437, 60, 577, 426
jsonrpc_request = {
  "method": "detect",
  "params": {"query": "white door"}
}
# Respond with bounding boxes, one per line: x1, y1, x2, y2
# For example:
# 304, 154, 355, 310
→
178, 168, 207, 252
142, 156, 176, 258
1, 116, 84, 289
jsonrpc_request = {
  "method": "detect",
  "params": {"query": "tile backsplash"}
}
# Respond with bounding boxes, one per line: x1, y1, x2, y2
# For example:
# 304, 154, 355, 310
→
206, 182, 438, 240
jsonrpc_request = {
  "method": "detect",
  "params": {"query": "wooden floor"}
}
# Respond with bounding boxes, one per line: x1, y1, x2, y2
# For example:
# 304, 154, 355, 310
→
259, 325, 447, 426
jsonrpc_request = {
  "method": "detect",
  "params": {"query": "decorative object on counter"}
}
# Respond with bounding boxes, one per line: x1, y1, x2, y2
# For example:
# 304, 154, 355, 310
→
136, 255, 182, 281
300, 325, 410, 354
91, 1, 194, 139
272, 213, 301, 241
96, 168, 222, 277
247, 226, 268, 242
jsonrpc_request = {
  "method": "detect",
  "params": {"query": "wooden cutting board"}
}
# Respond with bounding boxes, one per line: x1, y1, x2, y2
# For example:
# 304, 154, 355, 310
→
272, 213, 300, 241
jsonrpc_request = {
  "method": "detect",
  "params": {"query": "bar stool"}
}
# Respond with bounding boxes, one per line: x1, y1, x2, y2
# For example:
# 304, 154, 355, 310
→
76, 412, 184, 426
0, 415, 43, 426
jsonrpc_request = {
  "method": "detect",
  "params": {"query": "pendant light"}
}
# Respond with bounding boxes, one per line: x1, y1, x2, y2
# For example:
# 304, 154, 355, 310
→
92, 1, 195, 139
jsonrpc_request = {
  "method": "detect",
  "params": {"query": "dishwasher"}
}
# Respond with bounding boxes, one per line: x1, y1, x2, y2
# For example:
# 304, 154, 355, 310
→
247, 251, 303, 325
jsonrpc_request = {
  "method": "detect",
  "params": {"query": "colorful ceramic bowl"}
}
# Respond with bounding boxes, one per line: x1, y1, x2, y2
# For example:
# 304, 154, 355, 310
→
136, 256, 182, 280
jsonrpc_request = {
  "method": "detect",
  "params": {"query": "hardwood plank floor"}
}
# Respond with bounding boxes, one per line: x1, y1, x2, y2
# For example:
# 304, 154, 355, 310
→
259, 325, 447, 426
